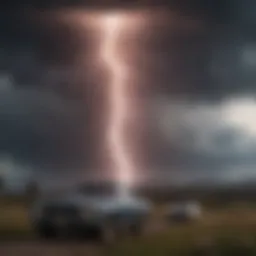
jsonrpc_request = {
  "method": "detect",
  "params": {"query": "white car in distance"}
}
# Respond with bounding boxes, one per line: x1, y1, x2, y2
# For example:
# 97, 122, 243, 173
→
165, 201, 202, 223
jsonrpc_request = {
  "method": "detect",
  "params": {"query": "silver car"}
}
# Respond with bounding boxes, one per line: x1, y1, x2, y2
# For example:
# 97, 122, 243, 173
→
165, 201, 202, 223
30, 193, 152, 242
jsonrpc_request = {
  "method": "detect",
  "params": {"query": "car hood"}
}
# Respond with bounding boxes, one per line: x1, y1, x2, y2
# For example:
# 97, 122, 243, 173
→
88, 196, 152, 214
33, 194, 152, 215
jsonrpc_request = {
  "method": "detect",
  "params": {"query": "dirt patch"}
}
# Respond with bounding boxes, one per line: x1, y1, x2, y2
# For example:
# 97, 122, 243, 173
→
0, 241, 105, 256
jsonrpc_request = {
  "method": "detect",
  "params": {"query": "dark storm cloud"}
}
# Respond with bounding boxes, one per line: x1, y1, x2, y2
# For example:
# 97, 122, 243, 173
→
2, 1, 256, 100
0, 10, 43, 87
0, 8, 105, 173
136, 0, 256, 100
204, 0, 256, 99
2, 1, 256, 186
1, 0, 223, 10
159, 144, 256, 171
0, 86, 91, 168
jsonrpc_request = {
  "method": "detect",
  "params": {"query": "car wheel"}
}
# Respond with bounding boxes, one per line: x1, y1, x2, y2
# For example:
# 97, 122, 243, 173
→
36, 224, 57, 239
98, 225, 117, 244
77, 226, 97, 241
130, 222, 144, 236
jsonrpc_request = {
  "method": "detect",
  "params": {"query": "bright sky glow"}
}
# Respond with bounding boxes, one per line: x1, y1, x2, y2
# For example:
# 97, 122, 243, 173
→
81, 11, 146, 197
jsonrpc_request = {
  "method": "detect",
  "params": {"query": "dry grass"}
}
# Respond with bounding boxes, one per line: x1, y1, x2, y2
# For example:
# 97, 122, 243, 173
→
106, 206, 256, 255
0, 198, 33, 240
2, 199, 256, 255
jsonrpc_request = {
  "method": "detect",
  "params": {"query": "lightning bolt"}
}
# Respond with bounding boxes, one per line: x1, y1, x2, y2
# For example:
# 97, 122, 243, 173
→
100, 14, 133, 197
80, 11, 146, 197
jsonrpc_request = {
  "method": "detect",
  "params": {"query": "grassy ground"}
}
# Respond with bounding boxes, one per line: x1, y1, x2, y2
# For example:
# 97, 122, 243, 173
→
0, 197, 33, 240
107, 206, 256, 255
2, 198, 256, 255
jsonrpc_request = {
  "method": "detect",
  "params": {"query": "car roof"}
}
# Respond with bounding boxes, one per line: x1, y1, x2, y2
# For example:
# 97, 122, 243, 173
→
36, 193, 150, 211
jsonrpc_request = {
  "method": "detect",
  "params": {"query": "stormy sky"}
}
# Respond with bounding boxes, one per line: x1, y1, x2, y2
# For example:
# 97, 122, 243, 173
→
1, 0, 256, 189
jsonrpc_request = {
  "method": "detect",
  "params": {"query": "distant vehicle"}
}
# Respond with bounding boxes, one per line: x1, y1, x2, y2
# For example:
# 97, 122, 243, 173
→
165, 201, 202, 223
30, 192, 152, 243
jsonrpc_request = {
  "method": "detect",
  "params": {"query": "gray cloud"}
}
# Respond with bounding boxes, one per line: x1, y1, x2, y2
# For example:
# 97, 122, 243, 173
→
0, 78, 91, 169
149, 97, 256, 180
2, 2, 256, 188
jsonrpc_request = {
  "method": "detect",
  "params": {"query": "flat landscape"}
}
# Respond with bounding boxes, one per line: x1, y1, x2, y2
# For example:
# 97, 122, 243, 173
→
2, 197, 256, 255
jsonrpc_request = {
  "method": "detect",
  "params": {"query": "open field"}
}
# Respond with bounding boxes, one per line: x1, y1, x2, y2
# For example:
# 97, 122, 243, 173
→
2, 198, 256, 255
